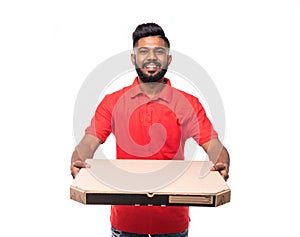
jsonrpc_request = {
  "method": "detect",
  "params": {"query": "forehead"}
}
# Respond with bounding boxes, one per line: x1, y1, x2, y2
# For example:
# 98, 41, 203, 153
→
136, 36, 167, 48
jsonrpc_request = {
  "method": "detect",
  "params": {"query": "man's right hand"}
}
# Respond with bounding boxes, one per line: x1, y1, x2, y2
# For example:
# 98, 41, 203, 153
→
70, 134, 102, 178
70, 160, 91, 178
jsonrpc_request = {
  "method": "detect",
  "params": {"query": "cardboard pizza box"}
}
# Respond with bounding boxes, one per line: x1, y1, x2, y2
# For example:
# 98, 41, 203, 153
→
70, 159, 230, 207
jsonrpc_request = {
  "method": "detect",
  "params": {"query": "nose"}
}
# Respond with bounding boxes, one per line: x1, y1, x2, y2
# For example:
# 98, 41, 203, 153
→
147, 48, 157, 60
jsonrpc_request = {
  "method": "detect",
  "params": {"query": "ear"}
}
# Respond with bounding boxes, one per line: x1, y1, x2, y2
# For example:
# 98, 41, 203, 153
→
167, 54, 172, 66
131, 53, 136, 65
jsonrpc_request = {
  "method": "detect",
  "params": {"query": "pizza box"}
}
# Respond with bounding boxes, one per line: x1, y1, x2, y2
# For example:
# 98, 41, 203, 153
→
70, 159, 230, 207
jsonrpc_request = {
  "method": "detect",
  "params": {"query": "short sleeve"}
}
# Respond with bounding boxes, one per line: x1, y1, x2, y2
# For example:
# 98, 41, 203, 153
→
186, 96, 218, 145
85, 95, 113, 143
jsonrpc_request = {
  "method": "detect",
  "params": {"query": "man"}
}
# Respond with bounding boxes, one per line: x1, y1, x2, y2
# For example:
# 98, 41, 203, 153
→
71, 23, 230, 237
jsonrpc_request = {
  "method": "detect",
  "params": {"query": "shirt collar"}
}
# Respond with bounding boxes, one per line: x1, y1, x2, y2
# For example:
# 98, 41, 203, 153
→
130, 77, 173, 103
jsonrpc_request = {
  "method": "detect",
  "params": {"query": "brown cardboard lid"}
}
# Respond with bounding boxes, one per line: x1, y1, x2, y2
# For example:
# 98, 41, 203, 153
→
71, 159, 230, 198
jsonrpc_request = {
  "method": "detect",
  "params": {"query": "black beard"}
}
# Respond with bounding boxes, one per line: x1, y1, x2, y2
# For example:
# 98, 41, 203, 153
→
136, 68, 167, 83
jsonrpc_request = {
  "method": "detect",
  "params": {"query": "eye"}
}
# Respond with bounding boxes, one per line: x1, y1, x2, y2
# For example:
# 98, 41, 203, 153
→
154, 47, 167, 55
137, 48, 149, 55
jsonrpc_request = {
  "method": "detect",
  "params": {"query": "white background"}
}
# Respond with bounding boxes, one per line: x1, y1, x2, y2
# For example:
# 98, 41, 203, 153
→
1, 0, 300, 236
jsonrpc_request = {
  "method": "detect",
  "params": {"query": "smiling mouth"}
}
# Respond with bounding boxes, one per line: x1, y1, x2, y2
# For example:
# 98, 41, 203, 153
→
143, 62, 161, 74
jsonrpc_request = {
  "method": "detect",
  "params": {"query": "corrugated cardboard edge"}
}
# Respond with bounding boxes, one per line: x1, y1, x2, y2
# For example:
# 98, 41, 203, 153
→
215, 189, 231, 207
70, 185, 87, 204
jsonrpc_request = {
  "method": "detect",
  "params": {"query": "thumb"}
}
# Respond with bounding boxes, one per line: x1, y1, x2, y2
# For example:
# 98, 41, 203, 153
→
211, 162, 226, 171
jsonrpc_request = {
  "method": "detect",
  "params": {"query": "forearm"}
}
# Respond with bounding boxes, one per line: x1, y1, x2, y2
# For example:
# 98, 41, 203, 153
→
209, 145, 230, 166
71, 134, 102, 164
201, 138, 230, 180
203, 138, 229, 165
70, 134, 102, 178
71, 148, 90, 164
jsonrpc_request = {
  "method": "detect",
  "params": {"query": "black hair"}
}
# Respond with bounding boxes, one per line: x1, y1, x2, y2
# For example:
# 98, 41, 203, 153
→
132, 23, 170, 48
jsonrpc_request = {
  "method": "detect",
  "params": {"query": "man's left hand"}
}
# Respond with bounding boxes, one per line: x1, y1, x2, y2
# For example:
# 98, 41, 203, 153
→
211, 162, 229, 181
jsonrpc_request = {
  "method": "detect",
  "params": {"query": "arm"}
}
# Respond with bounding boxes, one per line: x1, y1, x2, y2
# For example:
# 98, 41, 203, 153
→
70, 134, 103, 178
201, 138, 230, 181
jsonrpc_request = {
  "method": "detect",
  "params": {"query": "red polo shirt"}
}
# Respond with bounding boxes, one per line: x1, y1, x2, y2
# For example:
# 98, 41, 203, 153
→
85, 77, 218, 234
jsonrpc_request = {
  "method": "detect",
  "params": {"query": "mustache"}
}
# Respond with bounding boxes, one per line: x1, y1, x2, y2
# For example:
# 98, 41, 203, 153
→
142, 60, 162, 68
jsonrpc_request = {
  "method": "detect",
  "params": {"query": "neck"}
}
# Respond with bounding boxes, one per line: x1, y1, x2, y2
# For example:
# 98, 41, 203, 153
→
138, 77, 165, 99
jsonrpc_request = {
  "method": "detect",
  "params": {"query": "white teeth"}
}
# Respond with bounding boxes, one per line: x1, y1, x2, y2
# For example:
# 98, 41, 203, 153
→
146, 63, 158, 69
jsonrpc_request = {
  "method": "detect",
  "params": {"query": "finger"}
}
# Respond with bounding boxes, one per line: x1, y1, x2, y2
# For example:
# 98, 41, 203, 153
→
211, 162, 229, 181
219, 169, 229, 181
71, 161, 91, 179
212, 163, 226, 171
71, 168, 79, 179
72, 160, 91, 169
